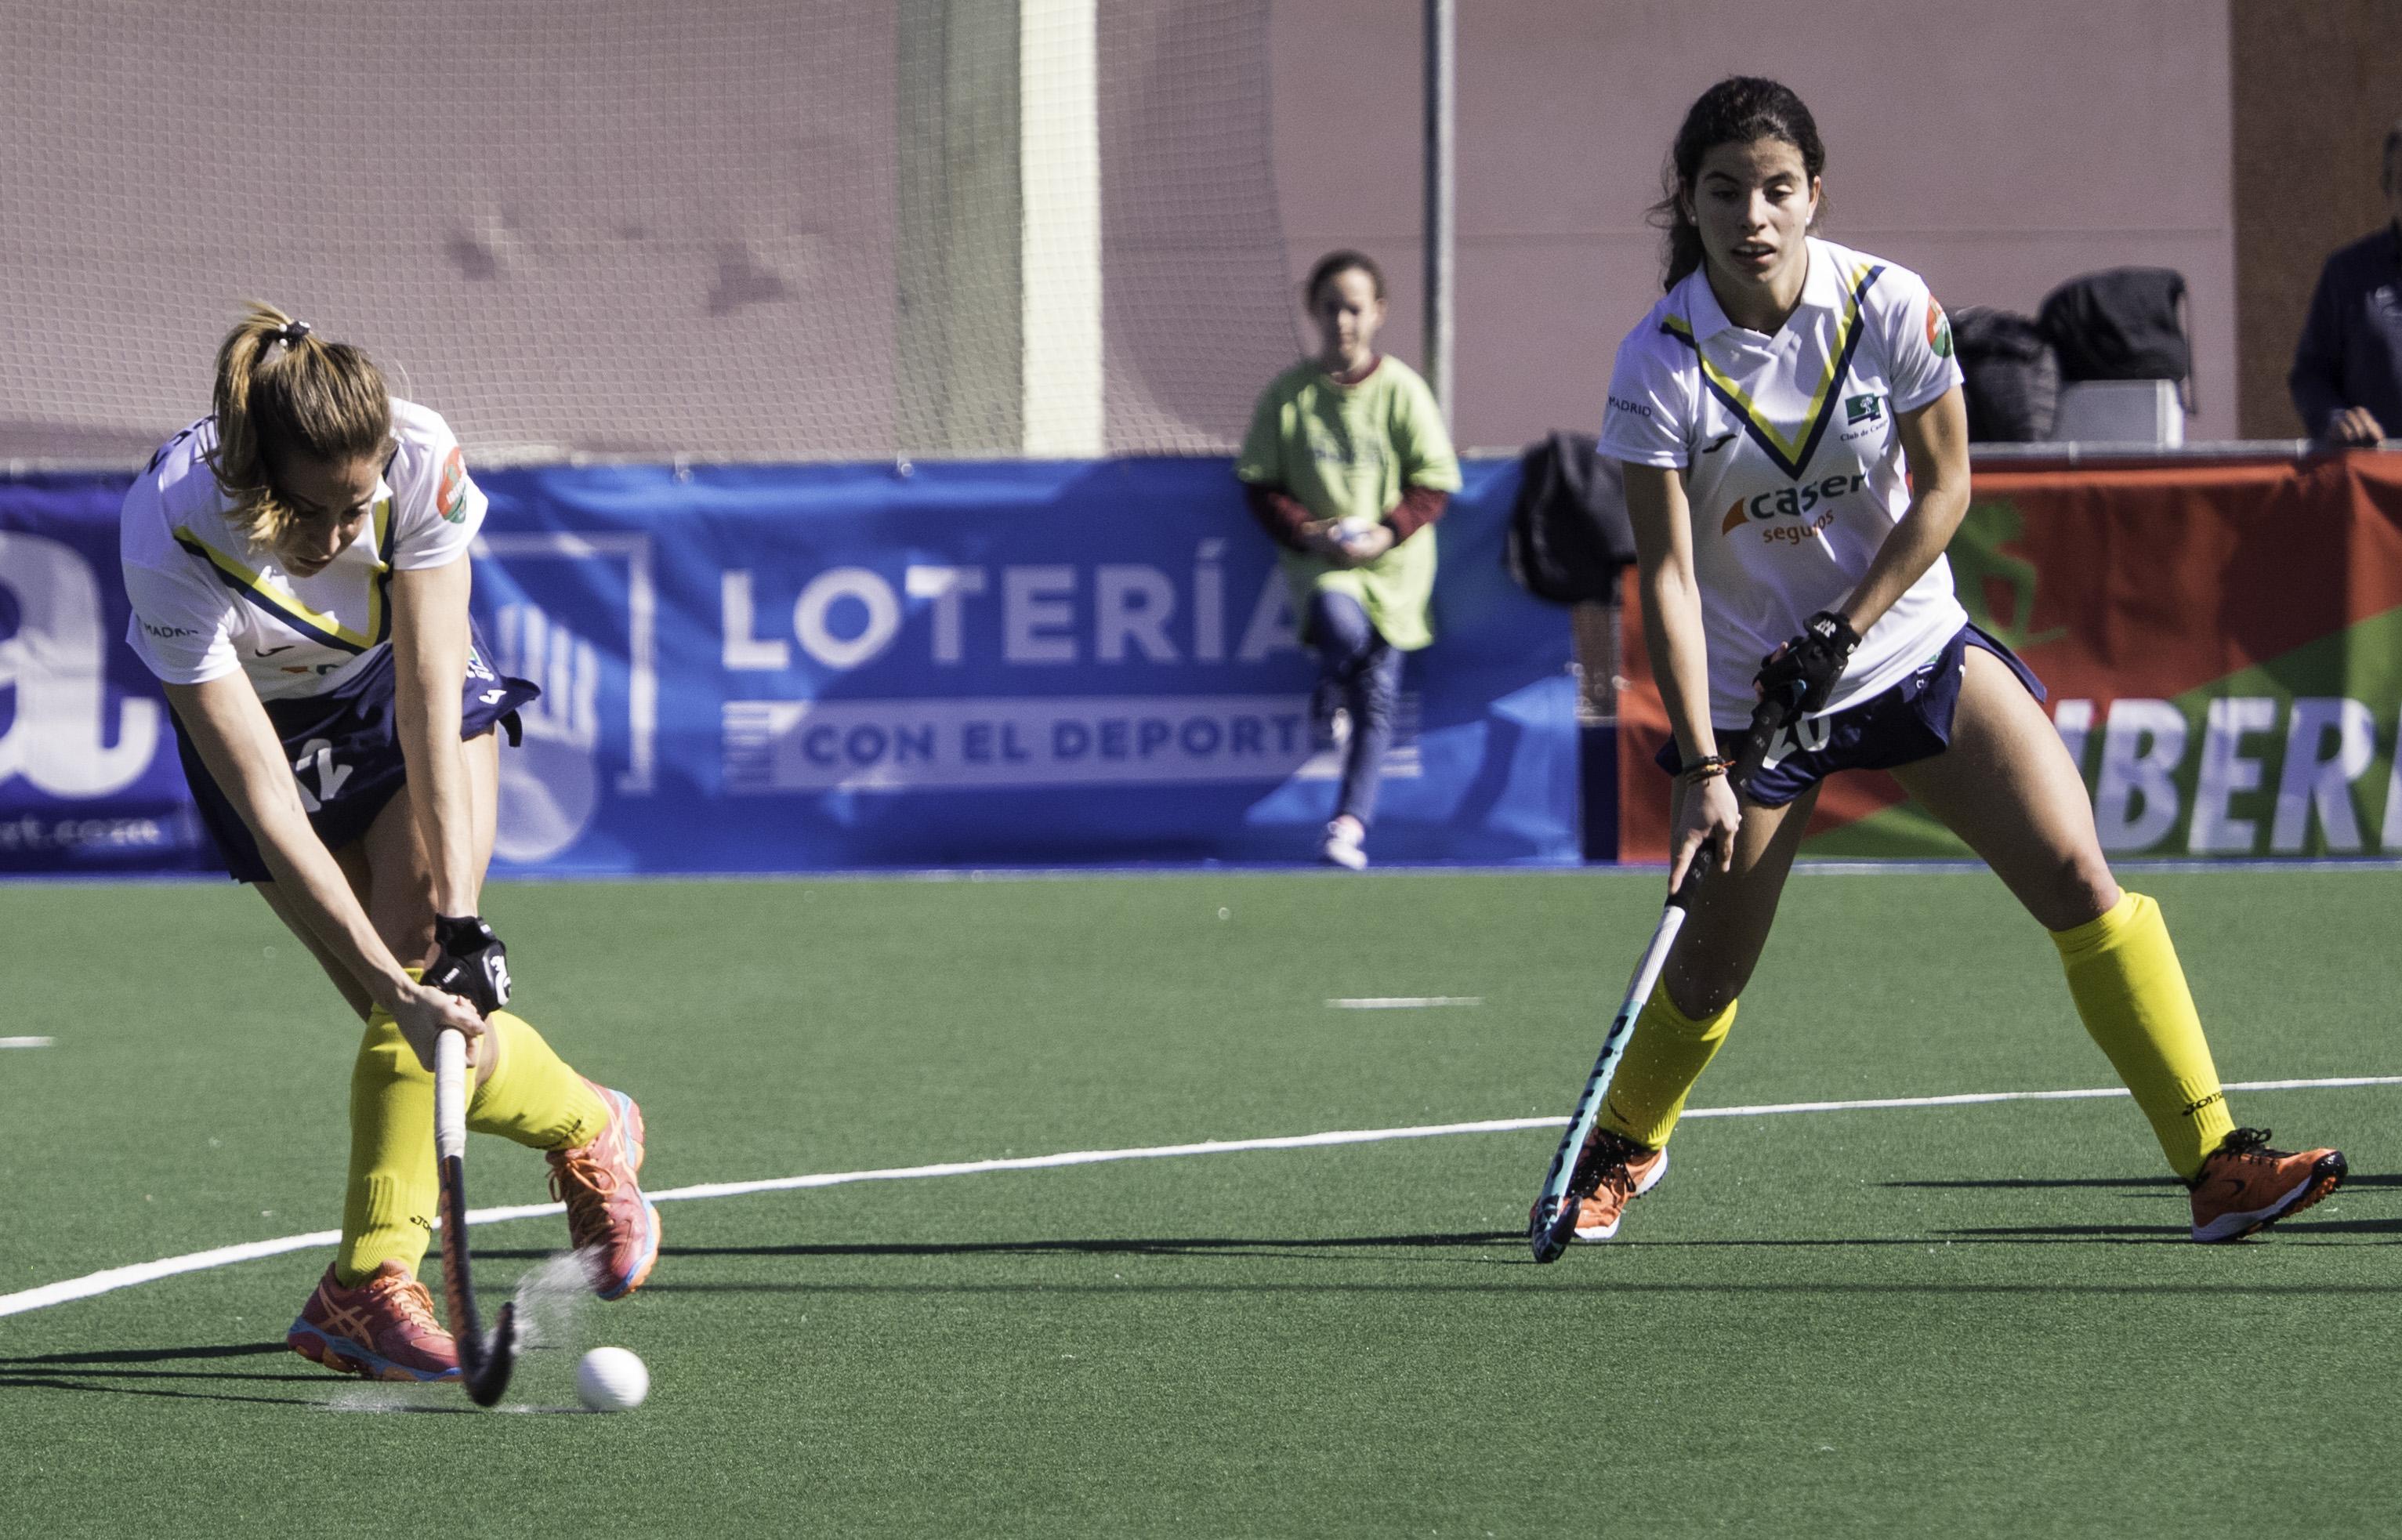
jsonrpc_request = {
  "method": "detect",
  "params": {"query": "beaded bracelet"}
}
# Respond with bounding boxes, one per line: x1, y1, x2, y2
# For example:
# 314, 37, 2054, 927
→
1676, 754, 1734, 785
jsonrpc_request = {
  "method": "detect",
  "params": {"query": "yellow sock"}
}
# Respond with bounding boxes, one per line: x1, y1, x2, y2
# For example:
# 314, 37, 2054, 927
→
468, 1009, 608, 1152
335, 1003, 609, 1287
2050, 891, 2235, 1181
335, 1006, 437, 1287
1597, 981, 1738, 1150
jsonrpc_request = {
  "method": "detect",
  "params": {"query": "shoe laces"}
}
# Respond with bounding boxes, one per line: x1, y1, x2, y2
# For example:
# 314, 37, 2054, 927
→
549, 1143, 622, 1230
360, 1269, 443, 1335
1568, 1128, 1644, 1200
2219, 1126, 2280, 1161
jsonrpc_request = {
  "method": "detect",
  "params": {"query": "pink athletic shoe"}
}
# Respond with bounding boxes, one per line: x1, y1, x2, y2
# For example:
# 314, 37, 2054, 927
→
547, 1081, 661, 1299
287, 1260, 460, 1381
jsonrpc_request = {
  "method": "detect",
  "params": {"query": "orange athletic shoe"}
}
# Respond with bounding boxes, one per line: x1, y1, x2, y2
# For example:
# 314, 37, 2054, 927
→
548, 1081, 660, 1299
2188, 1127, 2346, 1243
1566, 1127, 1669, 1243
286, 1260, 460, 1381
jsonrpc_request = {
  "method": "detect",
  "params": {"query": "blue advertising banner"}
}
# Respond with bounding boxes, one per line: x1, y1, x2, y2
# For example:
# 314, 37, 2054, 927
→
0, 476, 213, 873
0, 458, 1579, 874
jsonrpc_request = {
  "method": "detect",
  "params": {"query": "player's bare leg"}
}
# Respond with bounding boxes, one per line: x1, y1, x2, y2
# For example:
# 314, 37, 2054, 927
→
253, 729, 500, 1023
255, 842, 379, 1021
269, 802, 462, 1372
404, 729, 659, 1293
1658, 777, 1821, 1020
354, 727, 502, 975
1568, 777, 1821, 1241
1893, 647, 2342, 1237
1886, 646, 2114, 932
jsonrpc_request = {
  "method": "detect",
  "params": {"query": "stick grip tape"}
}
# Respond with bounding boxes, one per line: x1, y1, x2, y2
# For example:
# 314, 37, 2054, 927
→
434, 1028, 468, 1161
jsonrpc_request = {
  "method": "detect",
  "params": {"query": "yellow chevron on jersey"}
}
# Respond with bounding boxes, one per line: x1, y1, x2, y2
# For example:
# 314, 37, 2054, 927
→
1597, 238, 1969, 727
1659, 256, 1881, 479
123, 400, 490, 698
172, 497, 393, 654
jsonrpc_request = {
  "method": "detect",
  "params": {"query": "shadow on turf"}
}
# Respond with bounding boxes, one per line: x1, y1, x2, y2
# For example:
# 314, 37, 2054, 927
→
0, 1342, 290, 1368
468, 1176, 2396, 1276
644, 1231, 1522, 1261
0, 1375, 378, 1410
592, 1219, 2397, 1283
1892, 1172, 2402, 1239
0, 1341, 484, 1411
638, 1275, 2402, 1296
1891, 1173, 2402, 1192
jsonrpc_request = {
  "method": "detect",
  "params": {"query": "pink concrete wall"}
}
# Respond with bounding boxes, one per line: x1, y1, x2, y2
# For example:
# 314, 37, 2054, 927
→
1270, 0, 2236, 448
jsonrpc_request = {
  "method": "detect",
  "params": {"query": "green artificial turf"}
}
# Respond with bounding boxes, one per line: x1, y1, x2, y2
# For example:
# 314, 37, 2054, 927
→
4, 868, 2398, 1537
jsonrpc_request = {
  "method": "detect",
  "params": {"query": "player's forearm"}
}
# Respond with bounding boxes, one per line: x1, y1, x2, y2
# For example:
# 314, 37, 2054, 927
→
1843, 391, 1972, 633
392, 561, 482, 915
1841, 477, 1969, 634
1641, 560, 1719, 765
397, 685, 480, 916
167, 679, 418, 1010
252, 808, 421, 1010
1624, 464, 1719, 761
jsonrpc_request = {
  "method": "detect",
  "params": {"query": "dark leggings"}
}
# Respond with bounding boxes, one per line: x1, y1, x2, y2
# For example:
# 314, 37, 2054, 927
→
1309, 589, 1401, 828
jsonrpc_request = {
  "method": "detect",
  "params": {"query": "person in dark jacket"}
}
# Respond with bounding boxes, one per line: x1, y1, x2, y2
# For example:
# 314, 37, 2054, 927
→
2291, 121, 2402, 446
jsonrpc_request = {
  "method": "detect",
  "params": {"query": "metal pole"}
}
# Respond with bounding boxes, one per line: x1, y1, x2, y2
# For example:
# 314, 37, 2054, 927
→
1424, 0, 1455, 425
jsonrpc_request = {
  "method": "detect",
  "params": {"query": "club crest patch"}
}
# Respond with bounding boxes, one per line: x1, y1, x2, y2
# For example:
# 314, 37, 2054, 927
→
1926, 297, 1954, 359
437, 446, 469, 523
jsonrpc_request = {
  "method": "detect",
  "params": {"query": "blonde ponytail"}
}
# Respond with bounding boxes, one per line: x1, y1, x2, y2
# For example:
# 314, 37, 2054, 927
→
207, 302, 393, 548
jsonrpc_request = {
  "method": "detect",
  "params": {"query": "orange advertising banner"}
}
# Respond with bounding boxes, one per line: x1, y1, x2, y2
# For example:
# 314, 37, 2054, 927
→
1618, 451, 2402, 861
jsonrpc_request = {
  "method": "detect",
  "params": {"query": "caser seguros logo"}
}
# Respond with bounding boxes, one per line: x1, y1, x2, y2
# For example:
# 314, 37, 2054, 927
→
1721, 470, 1868, 545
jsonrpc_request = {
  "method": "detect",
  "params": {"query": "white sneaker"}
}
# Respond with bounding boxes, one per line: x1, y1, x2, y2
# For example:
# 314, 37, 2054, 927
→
1319, 819, 1368, 871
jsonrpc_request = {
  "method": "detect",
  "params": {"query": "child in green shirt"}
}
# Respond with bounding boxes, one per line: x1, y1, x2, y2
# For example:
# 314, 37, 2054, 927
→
1236, 250, 1462, 868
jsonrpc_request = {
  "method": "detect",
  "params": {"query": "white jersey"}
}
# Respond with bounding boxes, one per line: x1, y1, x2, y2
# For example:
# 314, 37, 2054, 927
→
121, 400, 488, 701
1599, 237, 1966, 725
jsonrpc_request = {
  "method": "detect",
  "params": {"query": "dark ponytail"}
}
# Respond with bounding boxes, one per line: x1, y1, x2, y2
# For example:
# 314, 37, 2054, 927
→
1647, 77, 1828, 292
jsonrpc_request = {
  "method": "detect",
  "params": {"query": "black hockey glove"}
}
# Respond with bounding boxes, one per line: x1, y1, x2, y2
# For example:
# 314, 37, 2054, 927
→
426, 914, 513, 1016
1757, 611, 1860, 717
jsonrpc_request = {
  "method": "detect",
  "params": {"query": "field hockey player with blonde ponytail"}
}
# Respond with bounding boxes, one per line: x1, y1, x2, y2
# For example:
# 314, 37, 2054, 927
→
116, 305, 662, 1393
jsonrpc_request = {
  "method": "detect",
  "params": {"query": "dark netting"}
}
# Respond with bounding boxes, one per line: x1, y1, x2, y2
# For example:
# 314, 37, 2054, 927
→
1, 0, 1298, 463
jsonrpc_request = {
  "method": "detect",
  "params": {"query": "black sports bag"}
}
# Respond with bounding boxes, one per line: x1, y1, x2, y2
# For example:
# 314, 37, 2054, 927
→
1950, 306, 2060, 442
2037, 267, 2190, 384
1506, 431, 1637, 605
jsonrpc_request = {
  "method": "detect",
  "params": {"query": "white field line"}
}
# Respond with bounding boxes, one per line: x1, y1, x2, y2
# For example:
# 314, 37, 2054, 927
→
4, 1073, 2395, 1321
0, 1036, 55, 1049
1328, 997, 1482, 1009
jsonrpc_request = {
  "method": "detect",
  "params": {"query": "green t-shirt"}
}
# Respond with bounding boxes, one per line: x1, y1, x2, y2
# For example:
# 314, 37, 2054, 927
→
1234, 356, 1462, 651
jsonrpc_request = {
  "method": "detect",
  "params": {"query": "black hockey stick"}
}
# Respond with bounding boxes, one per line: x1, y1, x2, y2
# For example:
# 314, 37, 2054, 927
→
435, 1027, 519, 1405
1527, 690, 1795, 1263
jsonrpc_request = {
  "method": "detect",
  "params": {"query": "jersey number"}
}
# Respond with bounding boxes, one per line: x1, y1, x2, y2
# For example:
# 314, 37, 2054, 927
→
291, 738, 355, 811
1760, 715, 1834, 770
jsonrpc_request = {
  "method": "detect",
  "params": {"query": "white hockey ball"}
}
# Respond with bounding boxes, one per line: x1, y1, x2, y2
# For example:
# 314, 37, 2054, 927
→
576, 1346, 650, 1412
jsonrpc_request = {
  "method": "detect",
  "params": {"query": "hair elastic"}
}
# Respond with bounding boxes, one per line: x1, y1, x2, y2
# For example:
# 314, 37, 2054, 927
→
275, 320, 312, 348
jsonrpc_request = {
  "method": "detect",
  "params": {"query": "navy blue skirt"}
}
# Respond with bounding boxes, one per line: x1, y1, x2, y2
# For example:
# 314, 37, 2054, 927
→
1654, 623, 2046, 808
171, 631, 539, 882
